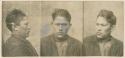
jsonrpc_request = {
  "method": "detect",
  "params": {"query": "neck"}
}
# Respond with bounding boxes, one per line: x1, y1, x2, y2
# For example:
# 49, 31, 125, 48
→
97, 35, 111, 43
12, 33, 26, 40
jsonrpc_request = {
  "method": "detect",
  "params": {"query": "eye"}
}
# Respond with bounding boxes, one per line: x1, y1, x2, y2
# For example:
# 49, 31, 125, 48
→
55, 23, 60, 26
62, 23, 67, 26
25, 23, 28, 25
54, 23, 68, 26
101, 24, 107, 26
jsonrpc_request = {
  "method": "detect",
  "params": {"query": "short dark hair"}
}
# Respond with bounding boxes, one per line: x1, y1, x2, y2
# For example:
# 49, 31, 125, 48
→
97, 9, 116, 26
52, 8, 71, 22
6, 9, 26, 31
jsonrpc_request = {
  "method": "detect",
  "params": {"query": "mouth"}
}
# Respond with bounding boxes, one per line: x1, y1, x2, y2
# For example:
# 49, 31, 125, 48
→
58, 32, 63, 35
96, 32, 102, 35
57, 32, 64, 35
27, 31, 30, 34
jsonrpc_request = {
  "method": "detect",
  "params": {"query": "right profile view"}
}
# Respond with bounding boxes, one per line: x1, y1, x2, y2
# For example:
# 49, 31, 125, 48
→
83, 9, 123, 56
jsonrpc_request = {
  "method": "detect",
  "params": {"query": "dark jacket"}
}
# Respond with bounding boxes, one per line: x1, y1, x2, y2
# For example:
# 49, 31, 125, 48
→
83, 35, 123, 56
4, 35, 38, 56
40, 34, 85, 56
2, 39, 6, 57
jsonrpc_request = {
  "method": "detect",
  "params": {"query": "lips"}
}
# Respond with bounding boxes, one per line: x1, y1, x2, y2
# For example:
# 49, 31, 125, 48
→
96, 32, 102, 35
57, 32, 63, 35
27, 31, 30, 34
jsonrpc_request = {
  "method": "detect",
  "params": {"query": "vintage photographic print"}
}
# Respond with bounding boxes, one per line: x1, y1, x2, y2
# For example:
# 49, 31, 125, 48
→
1, 0, 124, 57
2, 1, 41, 56
83, 1, 124, 56
40, 1, 84, 56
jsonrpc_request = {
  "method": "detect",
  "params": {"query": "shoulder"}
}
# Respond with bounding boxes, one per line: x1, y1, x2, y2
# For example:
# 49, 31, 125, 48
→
5, 37, 26, 50
40, 34, 55, 45
83, 35, 97, 43
68, 36, 82, 46
112, 37, 123, 47
5, 37, 27, 48
41, 34, 54, 42
6, 37, 21, 46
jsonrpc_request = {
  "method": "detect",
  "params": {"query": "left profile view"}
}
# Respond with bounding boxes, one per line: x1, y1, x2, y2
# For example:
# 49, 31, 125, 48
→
3, 9, 38, 56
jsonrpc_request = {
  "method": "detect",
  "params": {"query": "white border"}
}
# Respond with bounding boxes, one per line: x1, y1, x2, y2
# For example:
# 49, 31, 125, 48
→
0, 0, 125, 58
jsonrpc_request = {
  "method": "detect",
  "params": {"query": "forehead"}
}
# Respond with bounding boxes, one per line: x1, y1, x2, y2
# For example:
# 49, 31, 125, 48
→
20, 17, 28, 23
53, 16, 69, 23
17, 16, 27, 21
96, 16, 109, 24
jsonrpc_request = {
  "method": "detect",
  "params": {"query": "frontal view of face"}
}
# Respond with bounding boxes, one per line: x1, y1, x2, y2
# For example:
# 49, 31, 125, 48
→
52, 16, 71, 38
96, 16, 112, 39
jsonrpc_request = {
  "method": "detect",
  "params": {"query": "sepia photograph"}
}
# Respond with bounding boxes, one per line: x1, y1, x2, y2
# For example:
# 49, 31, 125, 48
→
83, 1, 124, 56
2, 1, 41, 56
40, 1, 84, 56
1, 0, 124, 57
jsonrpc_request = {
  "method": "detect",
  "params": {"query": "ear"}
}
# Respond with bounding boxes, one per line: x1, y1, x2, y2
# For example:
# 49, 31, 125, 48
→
70, 23, 72, 26
11, 23, 19, 32
69, 23, 72, 26
69, 23, 72, 29
111, 25, 115, 28
11, 23, 15, 32
111, 25, 115, 32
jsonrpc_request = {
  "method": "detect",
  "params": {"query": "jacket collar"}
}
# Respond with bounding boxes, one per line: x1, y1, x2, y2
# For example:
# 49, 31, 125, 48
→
96, 35, 112, 43
11, 34, 27, 42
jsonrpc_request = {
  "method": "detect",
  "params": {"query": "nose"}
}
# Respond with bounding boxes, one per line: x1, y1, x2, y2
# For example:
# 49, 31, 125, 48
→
97, 28, 101, 32
59, 25, 63, 31
96, 25, 102, 32
27, 25, 30, 31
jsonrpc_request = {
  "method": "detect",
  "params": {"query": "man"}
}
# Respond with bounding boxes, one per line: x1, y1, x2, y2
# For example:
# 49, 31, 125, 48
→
4, 9, 38, 56
40, 9, 85, 56
83, 9, 123, 56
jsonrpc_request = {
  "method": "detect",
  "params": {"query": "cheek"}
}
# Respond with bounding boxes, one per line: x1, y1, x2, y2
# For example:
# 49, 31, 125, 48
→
63, 26, 70, 32
21, 28, 26, 33
16, 27, 24, 35
102, 26, 111, 34
20, 26, 27, 33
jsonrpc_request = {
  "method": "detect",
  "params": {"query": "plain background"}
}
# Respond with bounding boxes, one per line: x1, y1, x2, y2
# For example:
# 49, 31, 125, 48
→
2, 1, 41, 55
84, 1, 124, 41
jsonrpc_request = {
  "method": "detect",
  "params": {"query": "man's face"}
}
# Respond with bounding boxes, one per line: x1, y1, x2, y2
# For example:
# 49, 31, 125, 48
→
15, 17, 30, 38
96, 16, 112, 39
52, 16, 71, 38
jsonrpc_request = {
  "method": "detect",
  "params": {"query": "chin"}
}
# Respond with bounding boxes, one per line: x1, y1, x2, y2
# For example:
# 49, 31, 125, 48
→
25, 34, 29, 38
57, 35, 64, 38
96, 35, 103, 39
